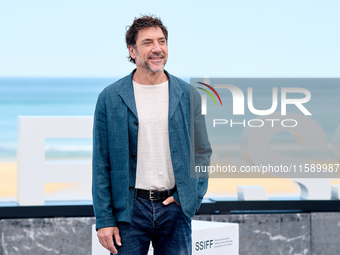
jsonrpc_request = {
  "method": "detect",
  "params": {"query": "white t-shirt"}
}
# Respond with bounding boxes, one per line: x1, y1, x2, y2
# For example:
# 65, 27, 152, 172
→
133, 80, 175, 191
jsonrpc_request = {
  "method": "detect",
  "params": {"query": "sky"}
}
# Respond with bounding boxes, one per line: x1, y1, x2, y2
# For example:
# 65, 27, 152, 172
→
1, 0, 339, 78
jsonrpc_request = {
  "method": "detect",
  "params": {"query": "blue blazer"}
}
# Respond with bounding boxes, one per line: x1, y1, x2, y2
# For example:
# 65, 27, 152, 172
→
92, 69, 212, 230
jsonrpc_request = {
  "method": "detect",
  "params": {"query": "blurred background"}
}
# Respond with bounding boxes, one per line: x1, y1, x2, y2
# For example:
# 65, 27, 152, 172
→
1, 0, 340, 204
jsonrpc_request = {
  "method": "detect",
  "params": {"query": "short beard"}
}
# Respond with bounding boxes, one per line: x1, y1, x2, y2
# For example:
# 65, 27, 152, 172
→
134, 47, 167, 73
145, 58, 167, 73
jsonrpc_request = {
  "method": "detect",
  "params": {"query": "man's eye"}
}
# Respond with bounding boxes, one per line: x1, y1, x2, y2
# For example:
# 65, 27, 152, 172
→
159, 40, 166, 44
144, 42, 151, 45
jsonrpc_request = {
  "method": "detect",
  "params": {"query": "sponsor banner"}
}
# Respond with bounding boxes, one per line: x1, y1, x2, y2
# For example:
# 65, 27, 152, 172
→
92, 220, 239, 255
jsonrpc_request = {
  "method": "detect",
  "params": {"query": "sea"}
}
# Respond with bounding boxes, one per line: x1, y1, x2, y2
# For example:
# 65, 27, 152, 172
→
1, 77, 340, 167
0, 77, 118, 162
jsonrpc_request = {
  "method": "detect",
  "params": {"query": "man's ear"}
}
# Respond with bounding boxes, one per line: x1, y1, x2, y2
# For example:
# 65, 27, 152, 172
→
128, 45, 136, 60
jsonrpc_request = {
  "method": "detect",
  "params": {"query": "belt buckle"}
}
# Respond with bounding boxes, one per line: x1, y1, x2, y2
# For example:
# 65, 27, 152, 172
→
149, 190, 154, 201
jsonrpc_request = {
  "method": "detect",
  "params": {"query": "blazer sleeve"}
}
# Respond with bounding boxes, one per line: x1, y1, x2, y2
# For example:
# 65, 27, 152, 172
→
191, 86, 212, 210
92, 91, 117, 229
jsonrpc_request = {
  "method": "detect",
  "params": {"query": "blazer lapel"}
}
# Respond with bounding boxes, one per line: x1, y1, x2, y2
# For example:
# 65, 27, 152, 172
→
167, 71, 183, 121
117, 70, 138, 119
116, 69, 183, 121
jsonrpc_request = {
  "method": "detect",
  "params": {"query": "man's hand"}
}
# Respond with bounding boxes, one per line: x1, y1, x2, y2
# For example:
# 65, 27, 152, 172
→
163, 195, 179, 206
97, 226, 121, 254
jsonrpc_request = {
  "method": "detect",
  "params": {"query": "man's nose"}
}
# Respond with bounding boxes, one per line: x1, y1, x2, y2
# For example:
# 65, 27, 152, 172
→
152, 42, 162, 52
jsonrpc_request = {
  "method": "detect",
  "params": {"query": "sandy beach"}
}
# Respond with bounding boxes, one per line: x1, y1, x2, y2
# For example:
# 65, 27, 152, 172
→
0, 162, 78, 199
3, 161, 340, 200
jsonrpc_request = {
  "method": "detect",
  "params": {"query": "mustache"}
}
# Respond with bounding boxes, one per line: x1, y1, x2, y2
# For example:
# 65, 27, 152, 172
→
149, 53, 165, 58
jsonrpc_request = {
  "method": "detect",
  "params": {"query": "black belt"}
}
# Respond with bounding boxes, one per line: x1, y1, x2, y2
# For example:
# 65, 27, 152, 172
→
135, 186, 176, 202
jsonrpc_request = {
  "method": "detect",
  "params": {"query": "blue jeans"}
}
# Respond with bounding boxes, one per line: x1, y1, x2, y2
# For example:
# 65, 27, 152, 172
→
111, 196, 192, 255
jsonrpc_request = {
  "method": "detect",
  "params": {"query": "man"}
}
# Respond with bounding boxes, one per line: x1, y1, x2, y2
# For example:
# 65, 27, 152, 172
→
92, 15, 211, 255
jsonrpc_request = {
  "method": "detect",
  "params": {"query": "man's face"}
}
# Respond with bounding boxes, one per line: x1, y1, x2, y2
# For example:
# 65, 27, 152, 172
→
129, 27, 168, 73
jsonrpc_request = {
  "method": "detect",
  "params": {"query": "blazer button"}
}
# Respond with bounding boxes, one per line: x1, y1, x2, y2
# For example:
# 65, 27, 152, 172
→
131, 153, 136, 158
134, 121, 138, 126
129, 186, 134, 191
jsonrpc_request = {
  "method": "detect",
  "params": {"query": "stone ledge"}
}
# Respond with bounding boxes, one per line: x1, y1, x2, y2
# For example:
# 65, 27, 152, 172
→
1, 213, 340, 255
311, 212, 340, 255
1, 217, 95, 255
